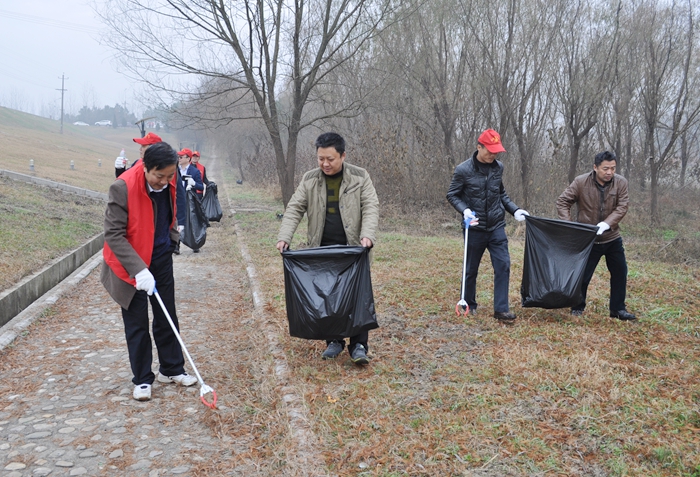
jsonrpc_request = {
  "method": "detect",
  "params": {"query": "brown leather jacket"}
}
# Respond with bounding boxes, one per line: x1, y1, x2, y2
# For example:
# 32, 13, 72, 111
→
556, 171, 629, 244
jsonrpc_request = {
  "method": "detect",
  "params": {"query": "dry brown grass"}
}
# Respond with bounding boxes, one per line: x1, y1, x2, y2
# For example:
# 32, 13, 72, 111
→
225, 176, 700, 476
0, 106, 179, 193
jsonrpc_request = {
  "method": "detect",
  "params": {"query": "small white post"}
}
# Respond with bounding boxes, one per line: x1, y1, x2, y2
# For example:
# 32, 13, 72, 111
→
29, 159, 34, 172
70, 160, 74, 170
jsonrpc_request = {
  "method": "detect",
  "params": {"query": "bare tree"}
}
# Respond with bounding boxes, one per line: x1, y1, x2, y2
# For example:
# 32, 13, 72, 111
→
555, 0, 622, 183
98, 0, 394, 205
634, 0, 700, 222
468, 0, 565, 208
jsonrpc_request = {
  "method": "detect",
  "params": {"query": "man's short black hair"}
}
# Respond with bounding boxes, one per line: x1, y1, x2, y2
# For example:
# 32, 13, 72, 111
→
143, 142, 178, 171
315, 132, 345, 155
594, 151, 617, 167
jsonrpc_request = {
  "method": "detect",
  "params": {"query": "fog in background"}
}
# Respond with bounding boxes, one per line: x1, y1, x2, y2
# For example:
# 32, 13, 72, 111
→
0, 0, 142, 118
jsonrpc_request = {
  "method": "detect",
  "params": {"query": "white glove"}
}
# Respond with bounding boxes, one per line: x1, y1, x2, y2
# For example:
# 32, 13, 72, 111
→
514, 209, 530, 222
115, 156, 127, 168
463, 208, 476, 220
134, 268, 155, 295
596, 221, 610, 235
178, 225, 184, 234
186, 177, 195, 191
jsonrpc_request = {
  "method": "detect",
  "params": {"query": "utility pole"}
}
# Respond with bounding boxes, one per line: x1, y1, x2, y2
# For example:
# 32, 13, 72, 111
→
56, 74, 68, 134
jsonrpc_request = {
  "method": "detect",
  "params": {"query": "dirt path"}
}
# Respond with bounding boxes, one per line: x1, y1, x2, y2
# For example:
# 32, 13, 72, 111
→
0, 160, 322, 476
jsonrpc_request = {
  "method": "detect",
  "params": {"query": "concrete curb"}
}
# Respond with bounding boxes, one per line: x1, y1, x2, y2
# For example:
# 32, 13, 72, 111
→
0, 169, 109, 201
0, 250, 103, 351
0, 234, 105, 329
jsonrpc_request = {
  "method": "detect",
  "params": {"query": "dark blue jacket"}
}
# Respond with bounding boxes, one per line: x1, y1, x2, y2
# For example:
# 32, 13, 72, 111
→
180, 164, 203, 192
176, 168, 186, 228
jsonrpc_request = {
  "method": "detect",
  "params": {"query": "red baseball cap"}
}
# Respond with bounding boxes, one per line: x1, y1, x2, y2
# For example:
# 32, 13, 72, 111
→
178, 148, 193, 158
133, 132, 162, 145
478, 129, 506, 153
193, 151, 200, 157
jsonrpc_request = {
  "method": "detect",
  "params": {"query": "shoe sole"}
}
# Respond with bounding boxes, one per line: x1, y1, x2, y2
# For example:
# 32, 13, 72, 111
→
156, 374, 197, 386
321, 354, 341, 360
352, 357, 370, 365
133, 394, 151, 401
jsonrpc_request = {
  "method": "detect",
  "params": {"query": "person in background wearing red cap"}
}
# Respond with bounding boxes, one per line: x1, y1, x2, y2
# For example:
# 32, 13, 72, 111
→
177, 148, 204, 253
102, 141, 198, 401
115, 132, 163, 178
191, 151, 210, 196
446, 129, 529, 324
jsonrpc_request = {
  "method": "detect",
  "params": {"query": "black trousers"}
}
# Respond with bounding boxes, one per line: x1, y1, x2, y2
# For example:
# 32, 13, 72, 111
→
121, 251, 185, 385
572, 237, 629, 313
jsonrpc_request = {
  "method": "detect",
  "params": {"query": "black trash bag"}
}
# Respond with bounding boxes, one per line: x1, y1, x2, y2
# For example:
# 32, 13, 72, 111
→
181, 188, 208, 250
282, 245, 379, 340
202, 181, 223, 222
521, 216, 598, 309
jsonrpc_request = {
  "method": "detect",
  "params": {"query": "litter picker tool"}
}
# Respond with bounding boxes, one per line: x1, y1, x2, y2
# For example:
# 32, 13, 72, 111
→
153, 288, 217, 409
455, 218, 474, 316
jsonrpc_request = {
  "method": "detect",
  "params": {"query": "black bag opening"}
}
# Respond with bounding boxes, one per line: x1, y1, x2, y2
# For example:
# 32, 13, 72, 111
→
521, 216, 598, 309
282, 245, 379, 340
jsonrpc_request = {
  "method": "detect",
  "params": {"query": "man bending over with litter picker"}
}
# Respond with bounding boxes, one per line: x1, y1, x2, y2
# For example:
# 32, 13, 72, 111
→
102, 141, 198, 401
556, 150, 636, 321
276, 132, 379, 365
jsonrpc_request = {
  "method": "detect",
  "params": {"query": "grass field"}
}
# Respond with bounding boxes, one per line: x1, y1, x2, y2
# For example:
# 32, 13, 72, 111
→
221, 162, 700, 476
0, 106, 179, 193
0, 106, 180, 293
2, 106, 699, 475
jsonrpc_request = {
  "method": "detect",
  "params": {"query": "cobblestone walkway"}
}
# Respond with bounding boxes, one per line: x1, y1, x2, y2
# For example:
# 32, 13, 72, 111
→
0, 216, 288, 476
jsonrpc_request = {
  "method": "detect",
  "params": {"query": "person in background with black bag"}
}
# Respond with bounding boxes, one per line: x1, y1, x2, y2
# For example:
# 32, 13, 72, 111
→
177, 148, 204, 253
556, 151, 636, 321
276, 132, 379, 365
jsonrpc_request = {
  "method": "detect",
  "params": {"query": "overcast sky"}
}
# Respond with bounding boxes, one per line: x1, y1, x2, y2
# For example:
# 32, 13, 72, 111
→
0, 0, 144, 118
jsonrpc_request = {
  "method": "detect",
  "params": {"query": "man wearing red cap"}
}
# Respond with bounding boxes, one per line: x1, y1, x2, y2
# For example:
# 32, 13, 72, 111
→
447, 129, 529, 323
191, 151, 210, 196
115, 132, 163, 178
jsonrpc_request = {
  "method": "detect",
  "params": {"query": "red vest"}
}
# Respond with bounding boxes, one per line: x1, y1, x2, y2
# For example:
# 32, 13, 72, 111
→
103, 165, 177, 285
194, 162, 205, 194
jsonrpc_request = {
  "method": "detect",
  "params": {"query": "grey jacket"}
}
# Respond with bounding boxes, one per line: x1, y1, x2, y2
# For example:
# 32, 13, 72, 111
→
277, 163, 379, 248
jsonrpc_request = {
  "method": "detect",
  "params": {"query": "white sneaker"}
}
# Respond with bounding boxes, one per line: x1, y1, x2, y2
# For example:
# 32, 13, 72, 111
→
133, 384, 152, 401
157, 372, 197, 386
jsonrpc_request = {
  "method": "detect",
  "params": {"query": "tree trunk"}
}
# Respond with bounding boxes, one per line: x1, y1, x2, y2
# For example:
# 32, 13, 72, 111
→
567, 138, 581, 184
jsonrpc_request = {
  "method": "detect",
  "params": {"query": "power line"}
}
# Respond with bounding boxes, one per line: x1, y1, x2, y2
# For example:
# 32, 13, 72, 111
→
0, 9, 101, 35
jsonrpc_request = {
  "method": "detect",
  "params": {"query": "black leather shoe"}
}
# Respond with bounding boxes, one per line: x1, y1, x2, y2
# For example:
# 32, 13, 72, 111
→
610, 310, 637, 321
494, 311, 517, 322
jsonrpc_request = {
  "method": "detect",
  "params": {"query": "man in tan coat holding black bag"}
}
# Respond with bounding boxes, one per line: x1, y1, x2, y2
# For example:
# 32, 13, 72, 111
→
276, 132, 379, 365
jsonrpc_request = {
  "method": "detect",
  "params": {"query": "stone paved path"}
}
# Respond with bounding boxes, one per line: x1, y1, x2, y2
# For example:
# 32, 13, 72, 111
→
0, 178, 298, 475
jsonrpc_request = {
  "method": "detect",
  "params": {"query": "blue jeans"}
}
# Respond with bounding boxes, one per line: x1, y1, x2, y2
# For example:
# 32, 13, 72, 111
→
462, 226, 511, 313
572, 237, 628, 312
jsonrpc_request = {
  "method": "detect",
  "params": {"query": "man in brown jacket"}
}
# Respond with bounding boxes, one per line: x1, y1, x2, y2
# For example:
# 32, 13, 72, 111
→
556, 151, 636, 321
